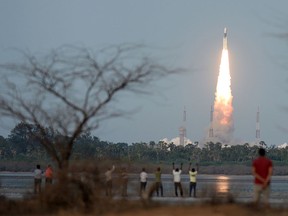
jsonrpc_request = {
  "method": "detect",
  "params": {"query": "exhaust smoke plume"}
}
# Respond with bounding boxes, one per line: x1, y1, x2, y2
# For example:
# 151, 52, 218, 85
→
210, 28, 234, 144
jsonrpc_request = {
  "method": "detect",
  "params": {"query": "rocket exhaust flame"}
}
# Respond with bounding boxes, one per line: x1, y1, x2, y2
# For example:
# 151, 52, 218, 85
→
211, 28, 234, 143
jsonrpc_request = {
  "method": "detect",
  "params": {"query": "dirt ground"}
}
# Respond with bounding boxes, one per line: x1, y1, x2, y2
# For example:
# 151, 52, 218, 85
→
102, 204, 288, 216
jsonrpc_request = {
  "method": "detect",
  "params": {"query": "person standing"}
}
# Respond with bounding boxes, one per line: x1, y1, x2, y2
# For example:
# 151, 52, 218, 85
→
155, 167, 163, 197
172, 162, 183, 197
45, 164, 53, 185
120, 167, 128, 197
140, 168, 148, 195
105, 165, 115, 197
34, 164, 42, 194
188, 163, 197, 197
252, 148, 273, 207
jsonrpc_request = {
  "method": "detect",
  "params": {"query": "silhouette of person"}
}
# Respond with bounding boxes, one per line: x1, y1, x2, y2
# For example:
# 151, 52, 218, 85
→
45, 164, 53, 185
34, 164, 42, 194
155, 167, 163, 196
252, 148, 273, 207
140, 168, 148, 195
105, 165, 115, 197
188, 163, 197, 197
120, 167, 128, 197
172, 162, 183, 197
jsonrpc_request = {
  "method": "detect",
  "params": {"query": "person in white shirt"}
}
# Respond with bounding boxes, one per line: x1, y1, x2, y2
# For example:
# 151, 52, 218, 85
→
139, 168, 148, 194
34, 164, 42, 194
188, 163, 198, 197
105, 165, 115, 197
172, 162, 183, 197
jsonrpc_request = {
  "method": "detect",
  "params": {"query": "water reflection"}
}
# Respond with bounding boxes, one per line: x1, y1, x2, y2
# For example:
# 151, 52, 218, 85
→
216, 175, 230, 194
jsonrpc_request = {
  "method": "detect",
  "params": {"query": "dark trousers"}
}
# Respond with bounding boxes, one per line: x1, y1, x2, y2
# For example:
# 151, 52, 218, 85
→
122, 181, 128, 197
189, 182, 196, 197
106, 180, 112, 196
174, 182, 183, 197
155, 182, 163, 196
34, 178, 42, 194
45, 178, 53, 184
140, 182, 147, 194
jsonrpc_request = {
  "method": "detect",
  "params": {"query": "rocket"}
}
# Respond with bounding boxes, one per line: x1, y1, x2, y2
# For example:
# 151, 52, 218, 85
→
223, 27, 228, 49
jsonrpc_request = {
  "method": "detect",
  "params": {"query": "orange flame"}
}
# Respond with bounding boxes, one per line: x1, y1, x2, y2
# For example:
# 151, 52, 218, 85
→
213, 48, 234, 137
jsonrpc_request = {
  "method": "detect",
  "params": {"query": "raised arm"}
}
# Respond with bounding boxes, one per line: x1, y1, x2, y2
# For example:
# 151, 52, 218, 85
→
172, 162, 175, 170
180, 163, 183, 171
188, 162, 191, 172
111, 165, 115, 172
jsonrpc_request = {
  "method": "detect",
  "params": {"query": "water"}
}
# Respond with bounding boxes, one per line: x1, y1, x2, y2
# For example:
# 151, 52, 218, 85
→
1, 172, 288, 204
129, 174, 288, 203
0, 172, 34, 199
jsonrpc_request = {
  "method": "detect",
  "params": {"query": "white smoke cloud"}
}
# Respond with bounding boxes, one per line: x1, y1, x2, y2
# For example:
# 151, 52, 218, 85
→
277, 143, 288, 149
160, 137, 193, 146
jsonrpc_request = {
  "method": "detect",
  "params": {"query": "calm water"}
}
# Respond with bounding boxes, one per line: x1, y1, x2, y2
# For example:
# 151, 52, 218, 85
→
130, 174, 288, 202
1, 172, 288, 203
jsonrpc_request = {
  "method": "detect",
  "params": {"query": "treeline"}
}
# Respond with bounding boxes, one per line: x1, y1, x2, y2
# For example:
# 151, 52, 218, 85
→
0, 122, 288, 165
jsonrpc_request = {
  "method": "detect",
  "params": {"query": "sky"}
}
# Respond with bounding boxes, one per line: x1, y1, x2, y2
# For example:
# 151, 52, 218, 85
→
0, 1, 288, 146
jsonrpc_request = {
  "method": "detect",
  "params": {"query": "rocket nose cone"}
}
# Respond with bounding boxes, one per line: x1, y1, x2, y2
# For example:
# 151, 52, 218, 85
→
224, 27, 227, 34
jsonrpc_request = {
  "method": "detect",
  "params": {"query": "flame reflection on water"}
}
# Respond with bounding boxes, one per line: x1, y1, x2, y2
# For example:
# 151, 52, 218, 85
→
216, 175, 230, 194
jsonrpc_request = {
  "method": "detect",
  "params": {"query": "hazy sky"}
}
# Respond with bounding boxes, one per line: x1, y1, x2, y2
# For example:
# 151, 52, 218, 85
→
0, 1, 288, 146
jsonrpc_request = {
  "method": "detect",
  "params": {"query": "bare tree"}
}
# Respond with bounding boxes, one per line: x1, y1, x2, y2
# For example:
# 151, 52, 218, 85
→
0, 45, 178, 170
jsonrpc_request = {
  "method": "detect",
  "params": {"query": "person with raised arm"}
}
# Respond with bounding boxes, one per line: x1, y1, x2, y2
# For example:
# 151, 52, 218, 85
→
188, 162, 198, 197
155, 167, 163, 197
105, 165, 115, 197
172, 162, 183, 197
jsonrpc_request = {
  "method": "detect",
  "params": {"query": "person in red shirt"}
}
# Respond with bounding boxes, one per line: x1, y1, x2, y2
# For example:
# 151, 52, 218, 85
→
45, 164, 53, 185
252, 148, 273, 207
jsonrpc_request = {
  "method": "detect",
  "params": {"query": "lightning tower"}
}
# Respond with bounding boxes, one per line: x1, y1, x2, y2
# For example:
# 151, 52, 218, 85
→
179, 107, 187, 146
256, 106, 260, 144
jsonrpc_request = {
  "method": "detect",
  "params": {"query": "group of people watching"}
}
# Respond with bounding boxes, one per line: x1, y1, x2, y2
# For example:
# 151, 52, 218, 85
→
103, 147, 273, 208
33, 164, 53, 194
140, 162, 198, 197
31, 147, 272, 208
105, 162, 198, 198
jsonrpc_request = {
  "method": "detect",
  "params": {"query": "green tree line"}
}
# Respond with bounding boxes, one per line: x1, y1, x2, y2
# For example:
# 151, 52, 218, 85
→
1, 122, 288, 165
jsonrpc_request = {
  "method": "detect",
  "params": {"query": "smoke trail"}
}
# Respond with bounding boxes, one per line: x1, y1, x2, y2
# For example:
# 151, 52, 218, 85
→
212, 46, 234, 143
